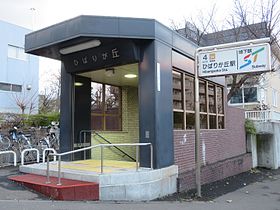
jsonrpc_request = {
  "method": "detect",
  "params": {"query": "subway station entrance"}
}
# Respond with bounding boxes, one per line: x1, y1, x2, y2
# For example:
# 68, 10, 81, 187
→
21, 15, 201, 200
24, 15, 188, 170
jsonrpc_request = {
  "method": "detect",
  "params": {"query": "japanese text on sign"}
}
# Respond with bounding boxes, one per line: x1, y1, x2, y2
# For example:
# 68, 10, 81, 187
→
198, 43, 271, 77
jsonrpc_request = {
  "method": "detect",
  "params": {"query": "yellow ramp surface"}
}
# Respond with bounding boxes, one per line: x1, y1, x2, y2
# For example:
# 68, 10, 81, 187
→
60, 159, 136, 173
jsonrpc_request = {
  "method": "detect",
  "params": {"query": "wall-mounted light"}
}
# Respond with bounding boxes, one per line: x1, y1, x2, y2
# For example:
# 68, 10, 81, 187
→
74, 82, 83, 87
59, 39, 101, 55
124, 74, 137, 78
26, 84, 32, 90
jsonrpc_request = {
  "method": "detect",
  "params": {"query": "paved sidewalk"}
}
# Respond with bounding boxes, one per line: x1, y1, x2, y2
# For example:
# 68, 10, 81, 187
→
0, 166, 280, 210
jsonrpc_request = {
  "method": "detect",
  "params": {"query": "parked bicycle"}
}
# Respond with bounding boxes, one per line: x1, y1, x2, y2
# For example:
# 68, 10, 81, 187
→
0, 133, 10, 151
7, 126, 38, 162
38, 122, 60, 159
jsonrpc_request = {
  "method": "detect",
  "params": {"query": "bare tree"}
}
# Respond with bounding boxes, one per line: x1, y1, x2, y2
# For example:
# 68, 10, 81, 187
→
39, 70, 61, 113
226, 0, 280, 101
173, 0, 280, 102
172, 5, 218, 46
12, 86, 38, 115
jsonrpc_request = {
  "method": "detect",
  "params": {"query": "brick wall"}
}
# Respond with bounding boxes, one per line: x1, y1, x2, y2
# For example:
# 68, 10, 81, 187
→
91, 87, 139, 161
174, 106, 252, 191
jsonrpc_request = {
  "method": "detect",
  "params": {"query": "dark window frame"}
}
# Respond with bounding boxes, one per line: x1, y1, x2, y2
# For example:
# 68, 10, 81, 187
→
172, 68, 225, 130
0, 82, 22, 92
91, 81, 122, 131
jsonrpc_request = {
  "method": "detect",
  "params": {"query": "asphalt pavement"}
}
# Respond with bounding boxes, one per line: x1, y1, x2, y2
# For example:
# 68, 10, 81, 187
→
0, 165, 280, 210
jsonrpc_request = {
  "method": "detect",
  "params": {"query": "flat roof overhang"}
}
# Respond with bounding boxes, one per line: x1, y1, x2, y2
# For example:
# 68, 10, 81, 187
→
25, 15, 197, 60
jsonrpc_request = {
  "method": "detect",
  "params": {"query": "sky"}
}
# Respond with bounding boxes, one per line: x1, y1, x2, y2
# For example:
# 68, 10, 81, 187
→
0, 0, 235, 92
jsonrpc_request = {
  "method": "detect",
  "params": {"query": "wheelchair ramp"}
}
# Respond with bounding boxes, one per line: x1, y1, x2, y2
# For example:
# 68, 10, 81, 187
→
9, 173, 99, 201
18, 160, 178, 201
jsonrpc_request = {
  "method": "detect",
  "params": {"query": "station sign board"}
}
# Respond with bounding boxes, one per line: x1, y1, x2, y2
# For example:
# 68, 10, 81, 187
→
198, 43, 271, 77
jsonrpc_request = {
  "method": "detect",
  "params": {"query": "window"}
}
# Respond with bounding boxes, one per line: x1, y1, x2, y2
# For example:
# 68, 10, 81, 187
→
229, 86, 258, 104
8, 45, 28, 60
173, 69, 225, 130
173, 72, 183, 110
91, 82, 121, 131
272, 89, 278, 107
0, 82, 22, 92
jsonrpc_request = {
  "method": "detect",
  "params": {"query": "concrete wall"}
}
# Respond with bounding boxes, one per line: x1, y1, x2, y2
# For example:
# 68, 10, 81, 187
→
247, 134, 258, 168
91, 87, 139, 161
257, 134, 275, 168
174, 107, 252, 191
0, 20, 39, 113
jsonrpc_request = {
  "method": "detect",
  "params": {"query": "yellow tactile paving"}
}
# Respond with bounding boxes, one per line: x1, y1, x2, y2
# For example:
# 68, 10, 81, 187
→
58, 159, 137, 173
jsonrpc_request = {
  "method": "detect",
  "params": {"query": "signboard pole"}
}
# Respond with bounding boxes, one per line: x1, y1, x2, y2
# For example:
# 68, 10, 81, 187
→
194, 38, 271, 198
194, 50, 201, 197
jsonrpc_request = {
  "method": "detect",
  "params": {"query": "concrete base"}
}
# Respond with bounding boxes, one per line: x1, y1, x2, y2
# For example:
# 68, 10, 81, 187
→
19, 161, 178, 201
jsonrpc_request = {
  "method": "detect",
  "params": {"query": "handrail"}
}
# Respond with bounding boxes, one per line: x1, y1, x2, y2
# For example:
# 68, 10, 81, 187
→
42, 148, 57, 163
94, 132, 136, 161
79, 130, 136, 161
0, 151, 17, 166
47, 142, 153, 185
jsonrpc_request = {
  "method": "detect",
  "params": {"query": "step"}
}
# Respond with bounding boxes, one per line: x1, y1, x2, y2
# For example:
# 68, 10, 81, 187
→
9, 174, 99, 201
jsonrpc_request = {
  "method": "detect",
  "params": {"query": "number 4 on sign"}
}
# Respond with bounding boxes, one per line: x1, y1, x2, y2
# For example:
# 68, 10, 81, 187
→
203, 55, 207, 60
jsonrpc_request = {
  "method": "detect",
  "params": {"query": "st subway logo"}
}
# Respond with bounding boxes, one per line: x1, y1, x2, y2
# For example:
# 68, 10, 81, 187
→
239, 47, 265, 69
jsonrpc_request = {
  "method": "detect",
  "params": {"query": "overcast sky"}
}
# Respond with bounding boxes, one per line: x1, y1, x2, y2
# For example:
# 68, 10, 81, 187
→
0, 0, 234, 30
0, 0, 235, 92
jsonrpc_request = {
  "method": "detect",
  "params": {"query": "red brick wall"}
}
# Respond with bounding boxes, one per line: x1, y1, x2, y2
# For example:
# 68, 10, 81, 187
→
174, 107, 252, 191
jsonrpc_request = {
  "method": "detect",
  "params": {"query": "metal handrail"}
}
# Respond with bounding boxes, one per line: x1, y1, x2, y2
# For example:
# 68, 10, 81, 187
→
42, 148, 57, 163
0, 151, 17, 166
79, 130, 136, 161
46, 142, 153, 185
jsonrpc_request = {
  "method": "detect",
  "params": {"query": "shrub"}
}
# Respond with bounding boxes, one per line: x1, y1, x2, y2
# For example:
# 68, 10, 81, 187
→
245, 119, 256, 135
24, 113, 60, 127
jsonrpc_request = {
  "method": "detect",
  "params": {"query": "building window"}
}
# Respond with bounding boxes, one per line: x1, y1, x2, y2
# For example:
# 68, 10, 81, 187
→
173, 70, 225, 130
0, 82, 22, 92
8, 45, 28, 60
229, 86, 258, 104
272, 89, 278, 107
91, 82, 121, 131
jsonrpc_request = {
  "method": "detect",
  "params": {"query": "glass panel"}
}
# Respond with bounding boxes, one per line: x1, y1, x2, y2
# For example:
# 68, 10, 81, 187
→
8, 45, 17, 58
91, 115, 103, 130
244, 87, 257, 103
105, 85, 120, 114
91, 82, 103, 113
173, 112, 184, 129
200, 114, 207, 129
230, 89, 242, 104
0, 82, 11, 91
209, 115, 217, 129
11, 84, 22, 92
208, 84, 216, 113
105, 116, 121, 131
218, 116, 224, 129
186, 113, 195, 129
217, 86, 224, 114
173, 72, 183, 110
185, 75, 194, 111
199, 80, 207, 112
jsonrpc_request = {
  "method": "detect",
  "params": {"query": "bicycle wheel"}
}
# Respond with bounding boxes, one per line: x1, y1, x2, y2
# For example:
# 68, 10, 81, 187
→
0, 135, 11, 151
19, 136, 38, 163
37, 138, 49, 161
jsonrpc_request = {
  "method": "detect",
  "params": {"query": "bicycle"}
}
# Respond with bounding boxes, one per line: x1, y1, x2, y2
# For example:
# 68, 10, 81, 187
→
0, 133, 11, 151
8, 127, 38, 163
38, 122, 60, 161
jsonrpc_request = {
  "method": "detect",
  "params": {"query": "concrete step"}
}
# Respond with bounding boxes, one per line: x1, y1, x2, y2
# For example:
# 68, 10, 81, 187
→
9, 174, 99, 201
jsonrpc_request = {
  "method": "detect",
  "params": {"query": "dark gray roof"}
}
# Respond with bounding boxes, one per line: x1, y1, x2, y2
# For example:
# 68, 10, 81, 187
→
25, 15, 197, 60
